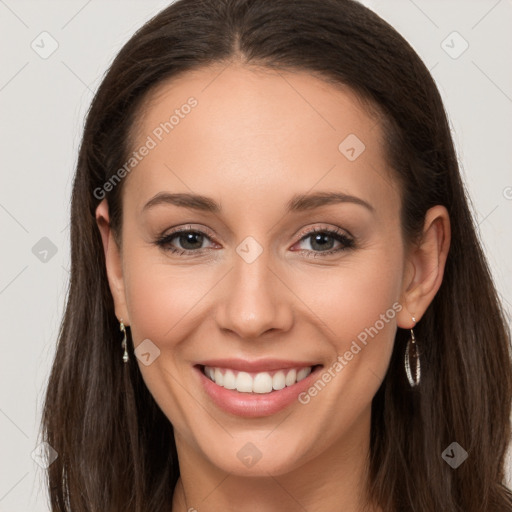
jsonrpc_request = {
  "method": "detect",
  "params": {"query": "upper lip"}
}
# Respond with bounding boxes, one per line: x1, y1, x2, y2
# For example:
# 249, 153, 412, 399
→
196, 358, 320, 373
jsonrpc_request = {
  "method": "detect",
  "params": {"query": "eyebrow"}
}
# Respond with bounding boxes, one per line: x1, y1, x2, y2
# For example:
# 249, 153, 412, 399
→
142, 190, 375, 214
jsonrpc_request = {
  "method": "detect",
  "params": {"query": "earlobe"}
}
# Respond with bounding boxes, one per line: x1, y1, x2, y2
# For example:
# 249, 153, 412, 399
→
95, 199, 130, 324
397, 205, 451, 328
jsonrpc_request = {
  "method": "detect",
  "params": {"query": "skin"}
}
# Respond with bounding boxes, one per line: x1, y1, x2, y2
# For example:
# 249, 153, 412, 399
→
96, 62, 450, 512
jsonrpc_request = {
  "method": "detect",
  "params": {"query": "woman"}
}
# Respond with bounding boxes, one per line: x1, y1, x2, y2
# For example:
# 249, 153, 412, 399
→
41, 0, 512, 510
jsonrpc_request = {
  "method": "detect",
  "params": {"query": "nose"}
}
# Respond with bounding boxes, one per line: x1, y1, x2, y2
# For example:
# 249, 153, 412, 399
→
215, 248, 293, 340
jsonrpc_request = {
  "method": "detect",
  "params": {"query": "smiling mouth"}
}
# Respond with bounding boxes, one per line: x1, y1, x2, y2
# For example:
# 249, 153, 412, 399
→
200, 364, 322, 394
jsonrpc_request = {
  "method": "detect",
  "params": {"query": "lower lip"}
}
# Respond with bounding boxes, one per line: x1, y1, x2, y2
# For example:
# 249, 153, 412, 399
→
195, 365, 322, 418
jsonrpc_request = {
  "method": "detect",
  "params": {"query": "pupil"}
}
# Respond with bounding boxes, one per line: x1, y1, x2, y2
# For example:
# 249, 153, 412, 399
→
181, 232, 203, 249
312, 233, 333, 251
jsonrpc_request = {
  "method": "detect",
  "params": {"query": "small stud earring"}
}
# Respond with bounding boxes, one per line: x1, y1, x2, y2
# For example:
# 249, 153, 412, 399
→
120, 319, 129, 363
404, 316, 420, 387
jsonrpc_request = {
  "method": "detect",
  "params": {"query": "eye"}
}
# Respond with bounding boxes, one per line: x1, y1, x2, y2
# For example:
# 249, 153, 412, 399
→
155, 225, 217, 256
293, 226, 355, 257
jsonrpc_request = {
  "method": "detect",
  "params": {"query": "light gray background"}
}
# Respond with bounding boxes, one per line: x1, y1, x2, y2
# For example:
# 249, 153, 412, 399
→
1, 0, 511, 510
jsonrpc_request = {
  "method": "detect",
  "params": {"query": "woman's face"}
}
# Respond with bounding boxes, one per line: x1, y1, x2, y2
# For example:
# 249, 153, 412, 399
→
101, 63, 415, 477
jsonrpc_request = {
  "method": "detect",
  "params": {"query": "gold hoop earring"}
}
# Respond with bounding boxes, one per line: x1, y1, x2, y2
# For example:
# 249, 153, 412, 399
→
120, 319, 129, 363
404, 316, 420, 387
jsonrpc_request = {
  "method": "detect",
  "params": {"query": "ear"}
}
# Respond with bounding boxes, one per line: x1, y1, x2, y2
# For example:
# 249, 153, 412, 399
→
397, 205, 451, 328
95, 199, 130, 325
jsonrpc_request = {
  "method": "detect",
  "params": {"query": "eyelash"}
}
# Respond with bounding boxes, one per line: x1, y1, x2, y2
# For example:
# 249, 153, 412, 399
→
154, 225, 355, 258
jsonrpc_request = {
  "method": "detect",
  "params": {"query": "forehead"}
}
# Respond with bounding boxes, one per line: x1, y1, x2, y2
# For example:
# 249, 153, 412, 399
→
124, 63, 398, 217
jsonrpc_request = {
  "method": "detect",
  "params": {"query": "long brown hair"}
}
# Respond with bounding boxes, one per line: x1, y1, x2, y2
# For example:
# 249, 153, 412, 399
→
41, 0, 512, 510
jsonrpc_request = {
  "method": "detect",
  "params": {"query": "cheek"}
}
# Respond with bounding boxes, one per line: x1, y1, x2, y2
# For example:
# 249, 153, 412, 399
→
124, 263, 208, 347
295, 248, 403, 342
121, 251, 212, 430
338, 268, 399, 340
289, 243, 403, 404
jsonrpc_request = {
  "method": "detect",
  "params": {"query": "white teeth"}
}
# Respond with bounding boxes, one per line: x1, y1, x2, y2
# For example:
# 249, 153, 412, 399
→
253, 372, 273, 393
223, 369, 236, 389
272, 371, 286, 390
285, 369, 296, 386
203, 365, 313, 394
235, 372, 253, 392
297, 367, 312, 381
214, 368, 224, 386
